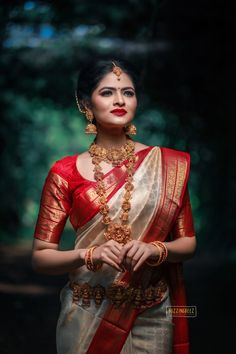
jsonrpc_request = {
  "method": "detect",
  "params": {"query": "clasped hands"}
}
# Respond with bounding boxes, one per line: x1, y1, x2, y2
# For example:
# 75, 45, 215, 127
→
92, 239, 160, 272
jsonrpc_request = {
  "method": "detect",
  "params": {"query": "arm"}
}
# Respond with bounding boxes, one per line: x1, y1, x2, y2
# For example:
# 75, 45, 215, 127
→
162, 236, 196, 263
31, 169, 87, 275
32, 239, 86, 275
32, 238, 124, 275
32, 167, 123, 274
164, 186, 196, 262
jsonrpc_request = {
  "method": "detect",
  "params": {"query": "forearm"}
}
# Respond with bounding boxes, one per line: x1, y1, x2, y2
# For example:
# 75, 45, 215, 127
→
32, 248, 86, 275
163, 236, 196, 263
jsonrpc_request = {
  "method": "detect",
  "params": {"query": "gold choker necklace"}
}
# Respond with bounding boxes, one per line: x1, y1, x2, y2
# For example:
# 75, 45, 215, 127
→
88, 138, 135, 167
88, 138, 136, 244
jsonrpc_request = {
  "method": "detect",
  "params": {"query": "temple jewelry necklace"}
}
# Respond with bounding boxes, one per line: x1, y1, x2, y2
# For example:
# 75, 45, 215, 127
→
88, 137, 136, 244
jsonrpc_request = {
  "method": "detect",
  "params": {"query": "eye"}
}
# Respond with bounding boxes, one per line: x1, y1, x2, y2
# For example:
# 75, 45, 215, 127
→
101, 90, 112, 96
124, 90, 135, 97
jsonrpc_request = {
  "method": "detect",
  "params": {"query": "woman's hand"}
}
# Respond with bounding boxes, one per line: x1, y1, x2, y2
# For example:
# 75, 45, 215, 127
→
118, 240, 160, 272
92, 240, 124, 272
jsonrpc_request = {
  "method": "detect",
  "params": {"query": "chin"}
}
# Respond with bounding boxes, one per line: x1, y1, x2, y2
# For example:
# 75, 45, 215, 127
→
98, 120, 132, 130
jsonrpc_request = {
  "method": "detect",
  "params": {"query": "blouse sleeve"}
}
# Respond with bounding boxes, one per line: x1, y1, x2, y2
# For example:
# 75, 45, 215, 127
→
171, 186, 196, 239
34, 168, 71, 244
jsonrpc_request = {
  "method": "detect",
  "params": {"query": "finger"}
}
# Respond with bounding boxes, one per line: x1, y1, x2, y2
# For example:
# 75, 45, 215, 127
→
133, 253, 148, 272
102, 250, 122, 265
108, 239, 123, 249
130, 248, 144, 268
113, 241, 124, 251
108, 254, 121, 265
111, 245, 123, 257
122, 258, 132, 272
103, 256, 124, 272
105, 240, 123, 252
124, 244, 142, 267
126, 244, 141, 259
118, 242, 135, 262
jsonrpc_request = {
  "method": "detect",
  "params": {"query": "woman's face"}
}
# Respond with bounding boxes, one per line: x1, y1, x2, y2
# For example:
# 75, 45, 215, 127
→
89, 71, 137, 130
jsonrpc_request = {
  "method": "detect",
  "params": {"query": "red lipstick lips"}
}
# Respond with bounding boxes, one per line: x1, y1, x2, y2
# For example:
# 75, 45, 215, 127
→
110, 109, 127, 116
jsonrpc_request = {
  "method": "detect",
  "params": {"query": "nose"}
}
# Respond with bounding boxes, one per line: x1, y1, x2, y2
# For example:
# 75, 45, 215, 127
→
114, 91, 125, 106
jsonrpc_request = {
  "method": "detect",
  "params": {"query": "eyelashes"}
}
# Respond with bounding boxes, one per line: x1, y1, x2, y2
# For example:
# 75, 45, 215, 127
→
101, 90, 135, 97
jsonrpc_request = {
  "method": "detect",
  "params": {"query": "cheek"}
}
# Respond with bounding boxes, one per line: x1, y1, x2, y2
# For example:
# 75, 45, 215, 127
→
129, 98, 137, 111
92, 98, 109, 112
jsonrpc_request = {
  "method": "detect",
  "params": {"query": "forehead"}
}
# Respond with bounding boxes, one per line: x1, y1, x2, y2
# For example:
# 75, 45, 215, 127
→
95, 71, 134, 90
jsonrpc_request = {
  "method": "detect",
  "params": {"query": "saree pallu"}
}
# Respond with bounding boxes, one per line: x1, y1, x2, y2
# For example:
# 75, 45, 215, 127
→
56, 146, 193, 354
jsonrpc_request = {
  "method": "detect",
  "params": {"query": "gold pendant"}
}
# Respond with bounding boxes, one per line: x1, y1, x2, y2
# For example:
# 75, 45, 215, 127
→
104, 223, 132, 244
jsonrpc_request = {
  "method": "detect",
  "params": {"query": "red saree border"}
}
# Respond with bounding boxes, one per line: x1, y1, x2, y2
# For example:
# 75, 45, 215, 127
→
86, 148, 191, 354
143, 147, 190, 243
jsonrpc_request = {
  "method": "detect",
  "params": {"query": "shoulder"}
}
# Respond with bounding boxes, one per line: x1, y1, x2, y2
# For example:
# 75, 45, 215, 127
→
160, 147, 191, 193
160, 147, 190, 163
49, 154, 78, 181
160, 147, 190, 159
134, 141, 150, 152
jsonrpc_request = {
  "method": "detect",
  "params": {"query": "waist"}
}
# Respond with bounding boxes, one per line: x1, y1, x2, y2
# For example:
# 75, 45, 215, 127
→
69, 278, 168, 309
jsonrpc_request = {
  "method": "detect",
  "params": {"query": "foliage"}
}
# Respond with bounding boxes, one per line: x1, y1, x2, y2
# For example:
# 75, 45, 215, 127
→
0, 1, 234, 257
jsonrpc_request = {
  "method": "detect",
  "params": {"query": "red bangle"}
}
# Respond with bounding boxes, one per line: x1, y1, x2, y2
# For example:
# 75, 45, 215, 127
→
85, 246, 102, 272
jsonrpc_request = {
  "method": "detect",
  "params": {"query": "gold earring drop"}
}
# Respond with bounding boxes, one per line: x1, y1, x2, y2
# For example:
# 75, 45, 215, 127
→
75, 91, 97, 135
85, 109, 97, 134
124, 124, 137, 135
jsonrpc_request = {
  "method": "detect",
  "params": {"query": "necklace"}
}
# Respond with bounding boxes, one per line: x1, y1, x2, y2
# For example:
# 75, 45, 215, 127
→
88, 137, 136, 244
89, 138, 135, 167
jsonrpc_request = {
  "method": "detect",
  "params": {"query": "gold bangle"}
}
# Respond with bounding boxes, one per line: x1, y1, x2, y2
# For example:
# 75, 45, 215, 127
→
146, 241, 168, 267
85, 246, 102, 272
145, 242, 161, 266
155, 241, 168, 264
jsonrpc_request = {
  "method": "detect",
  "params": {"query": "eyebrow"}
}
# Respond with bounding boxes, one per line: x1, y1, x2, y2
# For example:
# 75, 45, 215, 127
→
98, 86, 135, 92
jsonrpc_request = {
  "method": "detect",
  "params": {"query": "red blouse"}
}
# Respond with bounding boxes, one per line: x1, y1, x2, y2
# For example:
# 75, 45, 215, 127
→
34, 147, 154, 243
34, 147, 195, 244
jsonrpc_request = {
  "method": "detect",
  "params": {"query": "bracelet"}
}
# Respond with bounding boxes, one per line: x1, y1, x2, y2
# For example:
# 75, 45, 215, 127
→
85, 246, 103, 272
146, 241, 168, 267
156, 241, 168, 264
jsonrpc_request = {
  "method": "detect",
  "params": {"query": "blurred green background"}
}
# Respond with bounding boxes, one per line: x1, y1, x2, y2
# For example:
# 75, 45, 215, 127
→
0, 1, 235, 353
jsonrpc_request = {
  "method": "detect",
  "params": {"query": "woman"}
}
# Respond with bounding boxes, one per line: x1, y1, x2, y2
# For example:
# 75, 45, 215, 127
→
32, 59, 196, 354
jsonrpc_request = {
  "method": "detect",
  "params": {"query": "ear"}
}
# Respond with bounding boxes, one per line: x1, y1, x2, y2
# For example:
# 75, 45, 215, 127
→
81, 99, 92, 111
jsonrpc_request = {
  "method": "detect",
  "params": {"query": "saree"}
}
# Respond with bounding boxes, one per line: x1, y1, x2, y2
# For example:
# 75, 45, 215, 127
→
34, 145, 195, 354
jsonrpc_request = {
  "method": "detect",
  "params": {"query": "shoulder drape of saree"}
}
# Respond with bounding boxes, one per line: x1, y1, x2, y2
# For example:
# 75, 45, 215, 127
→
57, 146, 192, 354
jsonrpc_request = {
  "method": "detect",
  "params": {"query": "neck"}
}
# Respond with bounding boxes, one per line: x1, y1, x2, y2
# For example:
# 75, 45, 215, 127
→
94, 126, 130, 149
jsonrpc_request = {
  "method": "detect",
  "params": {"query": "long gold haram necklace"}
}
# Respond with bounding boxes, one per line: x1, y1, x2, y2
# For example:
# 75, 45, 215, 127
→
88, 138, 136, 244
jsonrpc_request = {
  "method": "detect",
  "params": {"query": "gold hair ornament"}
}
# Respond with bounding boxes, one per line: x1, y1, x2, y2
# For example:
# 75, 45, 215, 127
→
112, 61, 122, 81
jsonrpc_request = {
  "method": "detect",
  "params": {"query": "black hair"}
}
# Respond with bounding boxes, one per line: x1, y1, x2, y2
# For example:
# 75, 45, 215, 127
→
76, 58, 139, 110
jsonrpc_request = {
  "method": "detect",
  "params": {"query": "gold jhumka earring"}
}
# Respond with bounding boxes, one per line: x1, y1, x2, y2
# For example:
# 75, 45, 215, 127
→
124, 124, 137, 135
112, 61, 137, 136
75, 91, 97, 134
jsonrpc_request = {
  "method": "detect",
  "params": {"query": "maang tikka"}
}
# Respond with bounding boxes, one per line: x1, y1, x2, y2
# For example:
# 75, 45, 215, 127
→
75, 91, 97, 134
112, 62, 137, 136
